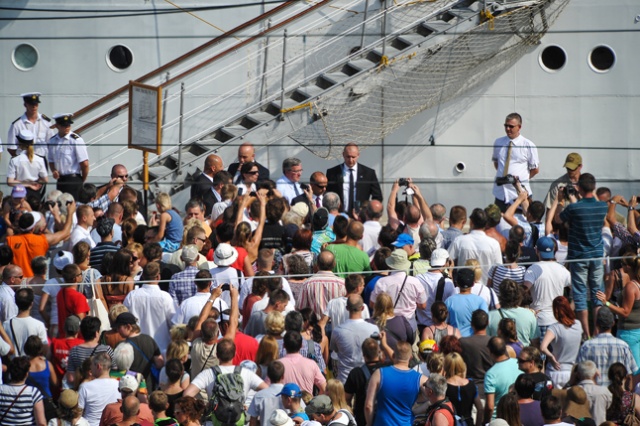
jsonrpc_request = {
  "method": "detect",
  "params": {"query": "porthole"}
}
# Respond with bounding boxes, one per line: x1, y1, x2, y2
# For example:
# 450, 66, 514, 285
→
589, 45, 615, 73
12, 43, 39, 71
539, 45, 566, 72
107, 45, 134, 71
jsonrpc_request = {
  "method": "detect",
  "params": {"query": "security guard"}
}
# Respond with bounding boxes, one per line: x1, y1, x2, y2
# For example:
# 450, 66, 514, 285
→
48, 113, 89, 200
7, 92, 55, 160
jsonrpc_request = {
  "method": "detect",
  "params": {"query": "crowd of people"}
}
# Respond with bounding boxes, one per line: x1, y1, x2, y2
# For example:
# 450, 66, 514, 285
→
1, 102, 640, 426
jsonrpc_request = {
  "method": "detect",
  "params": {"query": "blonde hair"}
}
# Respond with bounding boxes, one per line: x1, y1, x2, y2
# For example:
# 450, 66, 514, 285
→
166, 340, 189, 361
464, 259, 483, 283
170, 324, 188, 341
326, 379, 351, 411
19, 142, 35, 162
256, 335, 280, 366
221, 184, 237, 201
427, 353, 445, 375
444, 352, 467, 379
128, 242, 144, 259
155, 193, 172, 211
108, 304, 129, 325
265, 311, 285, 336
373, 293, 395, 329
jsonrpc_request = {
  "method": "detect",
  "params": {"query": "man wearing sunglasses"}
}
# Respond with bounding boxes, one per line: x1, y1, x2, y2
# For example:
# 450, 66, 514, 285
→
491, 112, 540, 212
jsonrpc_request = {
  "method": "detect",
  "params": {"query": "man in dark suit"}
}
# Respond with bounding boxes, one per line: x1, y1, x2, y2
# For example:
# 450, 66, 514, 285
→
227, 142, 270, 183
326, 143, 382, 214
190, 154, 224, 216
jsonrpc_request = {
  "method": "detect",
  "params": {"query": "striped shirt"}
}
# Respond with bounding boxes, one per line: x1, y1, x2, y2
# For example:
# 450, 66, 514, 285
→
296, 271, 346, 317
168, 266, 199, 305
89, 241, 120, 269
0, 384, 43, 425
559, 197, 607, 259
488, 265, 526, 296
67, 344, 116, 373
577, 332, 639, 386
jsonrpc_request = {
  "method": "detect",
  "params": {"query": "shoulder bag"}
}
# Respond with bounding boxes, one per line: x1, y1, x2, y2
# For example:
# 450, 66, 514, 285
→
87, 270, 110, 332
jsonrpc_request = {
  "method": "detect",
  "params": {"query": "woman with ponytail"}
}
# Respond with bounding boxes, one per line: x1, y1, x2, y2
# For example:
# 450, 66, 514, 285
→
606, 362, 640, 423
7, 129, 47, 200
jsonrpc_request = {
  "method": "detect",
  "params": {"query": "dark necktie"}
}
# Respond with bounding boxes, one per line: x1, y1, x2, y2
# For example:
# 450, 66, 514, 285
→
316, 196, 321, 208
234, 172, 242, 185
348, 168, 355, 213
293, 183, 300, 196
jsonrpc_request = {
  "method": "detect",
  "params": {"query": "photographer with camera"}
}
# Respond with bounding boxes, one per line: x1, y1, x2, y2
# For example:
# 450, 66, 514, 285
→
387, 178, 434, 249
558, 173, 608, 340
491, 113, 540, 212
543, 152, 583, 214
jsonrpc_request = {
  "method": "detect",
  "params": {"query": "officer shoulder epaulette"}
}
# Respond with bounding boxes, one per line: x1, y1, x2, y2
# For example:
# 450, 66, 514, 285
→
41, 114, 51, 122
70, 133, 80, 139
11, 117, 20, 125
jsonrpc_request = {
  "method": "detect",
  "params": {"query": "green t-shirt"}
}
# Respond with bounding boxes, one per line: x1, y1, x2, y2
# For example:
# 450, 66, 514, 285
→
326, 244, 372, 278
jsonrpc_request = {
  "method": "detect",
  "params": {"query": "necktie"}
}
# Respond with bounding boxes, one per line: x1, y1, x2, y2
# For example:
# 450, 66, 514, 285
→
503, 141, 514, 177
293, 183, 300, 196
234, 172, 242, 185
348, 168, 355, 213
316, 196, 321, 208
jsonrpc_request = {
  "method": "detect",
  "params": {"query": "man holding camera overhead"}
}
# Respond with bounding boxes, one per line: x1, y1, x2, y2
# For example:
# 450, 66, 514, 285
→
491, 113, 540, 212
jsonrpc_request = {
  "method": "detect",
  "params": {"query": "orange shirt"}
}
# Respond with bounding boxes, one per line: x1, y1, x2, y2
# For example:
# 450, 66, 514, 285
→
6, 233, 49, 277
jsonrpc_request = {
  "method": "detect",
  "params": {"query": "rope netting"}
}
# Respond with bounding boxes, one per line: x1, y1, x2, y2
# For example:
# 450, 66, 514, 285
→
286, 0, 571, 159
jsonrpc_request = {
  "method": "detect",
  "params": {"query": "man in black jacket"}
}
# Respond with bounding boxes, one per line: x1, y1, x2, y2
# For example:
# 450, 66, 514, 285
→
227, 142, 270, 183
326, 143, 382, 215
190, 154, 224, 216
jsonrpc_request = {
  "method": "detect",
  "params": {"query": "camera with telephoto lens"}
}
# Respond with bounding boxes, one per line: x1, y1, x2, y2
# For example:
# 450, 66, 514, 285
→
398, 178, 410, 187
495, 174, 518, 186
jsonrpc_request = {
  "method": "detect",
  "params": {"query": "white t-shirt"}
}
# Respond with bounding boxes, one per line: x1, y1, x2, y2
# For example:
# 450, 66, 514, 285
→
191, 364, 265, 405
3, 316, 48, 357
43, 278, 63, 326
323, 296, 370, 328
78, 377, 120, 426
48, 419, 90, 426
461, 283, 500, 310
524, 261, 571, 326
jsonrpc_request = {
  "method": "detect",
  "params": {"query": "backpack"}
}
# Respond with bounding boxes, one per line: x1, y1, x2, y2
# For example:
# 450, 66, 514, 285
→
209, 365, 245, 426
327, 409, 357, 426
426, 401, 467, 426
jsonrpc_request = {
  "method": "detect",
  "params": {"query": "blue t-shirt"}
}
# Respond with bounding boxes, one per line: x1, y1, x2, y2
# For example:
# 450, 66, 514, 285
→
484, 358, 522, 418
559, 197, 607, 259
445, 293, 488, 337
373, 366, 422, 426
164, 209, 183, 243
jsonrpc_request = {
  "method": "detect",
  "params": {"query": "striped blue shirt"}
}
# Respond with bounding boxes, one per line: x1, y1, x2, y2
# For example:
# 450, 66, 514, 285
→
559, 197, 607, 259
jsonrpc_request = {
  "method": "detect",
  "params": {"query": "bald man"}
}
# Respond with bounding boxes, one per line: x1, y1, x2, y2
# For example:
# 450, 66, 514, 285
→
326, 143, 382, 214
326, 220, 372, 278
227, 142, 270, 183
190, 154, 224, 216
291, 171, 328, 215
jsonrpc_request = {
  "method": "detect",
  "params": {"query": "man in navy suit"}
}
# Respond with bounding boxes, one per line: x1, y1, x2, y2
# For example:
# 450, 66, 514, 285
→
326, 143, 382, 214
190, 154, 224, 216
227, 142, 270, 183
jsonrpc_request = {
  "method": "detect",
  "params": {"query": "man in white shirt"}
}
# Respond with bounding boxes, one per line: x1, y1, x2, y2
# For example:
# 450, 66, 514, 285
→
492, 112, 540, 211
360, 200, 383, 256
322, 274, 369, 330
276, 157, 304, 203
78, 351, 121, 426
67, 204, 96, 250
172, 269, 227, 326
415, 248, 456, 332
0, 265, 21, 323
523, 236, 571, 335
448, 208, 503, 283
3, 287, 47, 358
124, 262, 177, 352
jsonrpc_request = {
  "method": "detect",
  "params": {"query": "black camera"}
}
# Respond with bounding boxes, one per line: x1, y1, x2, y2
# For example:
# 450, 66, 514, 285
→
398, 178, 410, 187
300, 183, 310, 191
495, 174, 517, 186
45, 201, 56, 208
221, 284, 231, 291
563, 185, 577, 198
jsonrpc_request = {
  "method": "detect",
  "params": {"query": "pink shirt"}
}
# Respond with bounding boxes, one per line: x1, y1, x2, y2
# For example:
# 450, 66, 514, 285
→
370, 271, 426, 330
277, 353, 326, 394
296, 271, 345, 317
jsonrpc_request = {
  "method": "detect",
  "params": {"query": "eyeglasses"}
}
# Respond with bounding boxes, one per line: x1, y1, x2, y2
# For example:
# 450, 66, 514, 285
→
245, 171, 259, 175
196, 237, 207, 243
116, 174, 129, 179
12, 275, 23, 280
517, 358, 531, 363
289, 169, 303, 174
313, 184, 327, 189
76, 273, 82, 277
130, 256, 139, 262
504, 124, 517, 129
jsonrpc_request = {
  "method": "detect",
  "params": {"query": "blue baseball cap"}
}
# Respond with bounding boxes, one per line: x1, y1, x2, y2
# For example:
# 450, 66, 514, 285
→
392, 233, 414, 248
277, 383, 302, 398
536, 236, 556, 259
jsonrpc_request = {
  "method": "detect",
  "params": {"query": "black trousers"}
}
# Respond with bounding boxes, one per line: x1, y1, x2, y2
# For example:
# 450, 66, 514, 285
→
57, 174, 83, 200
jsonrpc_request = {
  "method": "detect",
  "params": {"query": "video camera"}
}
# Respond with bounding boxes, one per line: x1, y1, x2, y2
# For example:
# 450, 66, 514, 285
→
495, 174, 518, 186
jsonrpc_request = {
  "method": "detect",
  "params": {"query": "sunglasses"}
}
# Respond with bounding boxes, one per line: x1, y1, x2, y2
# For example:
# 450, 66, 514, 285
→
116, 174, 129, 179
504, 124, 517, 129
517, 358, 531, 363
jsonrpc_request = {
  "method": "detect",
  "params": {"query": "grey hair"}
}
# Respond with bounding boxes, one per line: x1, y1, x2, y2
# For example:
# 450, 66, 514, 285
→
419, 220, 439, 241
427, 373, 448, 397
322, 192, 341, 212
93, 351, 113, 371
282, 157, 301, 173
576, 360, 597, 381
113, 343, 135, 370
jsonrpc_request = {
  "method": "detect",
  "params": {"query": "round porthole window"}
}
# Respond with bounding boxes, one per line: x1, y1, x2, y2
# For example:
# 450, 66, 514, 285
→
107, 45, 134, 71
12, 44, 39, 71
589, 45, 615, 73
539, 45, 566, 72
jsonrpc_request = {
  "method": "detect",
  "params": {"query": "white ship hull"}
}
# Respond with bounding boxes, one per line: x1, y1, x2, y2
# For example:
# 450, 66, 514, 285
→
1, 0, 637, 211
